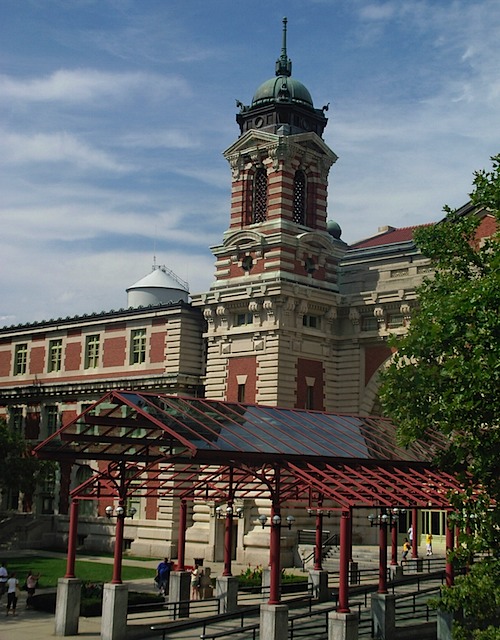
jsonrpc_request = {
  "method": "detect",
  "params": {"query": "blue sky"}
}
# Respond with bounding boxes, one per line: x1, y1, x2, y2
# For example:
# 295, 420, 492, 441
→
1, 0, 499, 325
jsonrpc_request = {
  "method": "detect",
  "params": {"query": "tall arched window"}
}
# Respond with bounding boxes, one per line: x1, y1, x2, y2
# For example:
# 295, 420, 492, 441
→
293, 170, 306, 224
253, 168, 268, 223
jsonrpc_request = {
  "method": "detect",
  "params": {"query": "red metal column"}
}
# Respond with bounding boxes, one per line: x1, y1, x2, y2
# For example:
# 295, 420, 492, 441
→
111, 502, 125, 584
390, 519, 398, 566
177, 499, 187, 571
65, 499, 79, 578
223, 502, 233, 576
313, 510, 323, 570
348, 507, 353, 563
268, 505, 281, 605
411, 507, 419, 558
338, 509, 350, 613
446, 516, 455, 587
378, 517, 388, 594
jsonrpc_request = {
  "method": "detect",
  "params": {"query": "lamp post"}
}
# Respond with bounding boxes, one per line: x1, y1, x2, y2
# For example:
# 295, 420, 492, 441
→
214, 503, 244, 577
105, 503, 137, 584
368, 508, 404, 594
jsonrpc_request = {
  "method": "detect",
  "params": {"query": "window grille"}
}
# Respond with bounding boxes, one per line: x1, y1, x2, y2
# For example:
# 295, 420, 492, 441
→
85, 335, 100, 369
48, 339, 62, 372
14, 343, 28, 375
293, 170, 306, 224
130, 329, 147, 364
253, 168, 268, 223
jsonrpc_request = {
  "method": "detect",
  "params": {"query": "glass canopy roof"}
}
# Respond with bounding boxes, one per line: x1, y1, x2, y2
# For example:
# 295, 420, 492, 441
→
35, 390, 437, 464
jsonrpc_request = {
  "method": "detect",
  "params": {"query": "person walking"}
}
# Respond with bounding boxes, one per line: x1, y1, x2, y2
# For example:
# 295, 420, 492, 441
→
155, 558, 171, 596
401, 538, 411, 564
6, 572, 19, 616
25, 570, 41, 608
190, 565, 202, 600
426, 532, 433, 556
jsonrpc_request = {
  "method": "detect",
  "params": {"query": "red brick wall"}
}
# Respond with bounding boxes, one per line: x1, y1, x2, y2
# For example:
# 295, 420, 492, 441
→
103, 336, 126, 367
65, 342, 82, 371
296, 358, 324, 411
30, 346, 45, 374
364, 344, 393, 386
227, 356, 257, 403
0, 351, 11, 377
150, 331, 166, 363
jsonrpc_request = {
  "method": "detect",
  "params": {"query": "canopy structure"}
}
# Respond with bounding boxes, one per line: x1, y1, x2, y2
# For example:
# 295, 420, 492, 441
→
35, 389, 458, 509
34, 390, 463, 610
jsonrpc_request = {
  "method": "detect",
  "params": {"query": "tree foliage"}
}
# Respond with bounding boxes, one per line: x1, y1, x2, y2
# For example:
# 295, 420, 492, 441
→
0, 418, 54, 510
379, 155, 500, 638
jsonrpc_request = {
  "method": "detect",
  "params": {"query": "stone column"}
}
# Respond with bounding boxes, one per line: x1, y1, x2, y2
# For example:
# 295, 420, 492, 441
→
437, 610, 454, 640
260, 603, 288, 640
371, 592, 396, 640
54, 577, 81, 636
216, 575, 239, 613
169, 570, 191, 618
328, 611, 359, 640
308, 569, 329, 602
101, 583, 128, 640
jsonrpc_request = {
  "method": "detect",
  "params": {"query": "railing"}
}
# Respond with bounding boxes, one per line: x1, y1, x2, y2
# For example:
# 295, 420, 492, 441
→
129, 595, 221, 622
394, 585, 440, 624
301, 531, 339, 567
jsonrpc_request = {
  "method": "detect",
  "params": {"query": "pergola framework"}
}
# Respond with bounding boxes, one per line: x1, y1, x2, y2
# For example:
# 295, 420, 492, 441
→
35, 390, 463, 610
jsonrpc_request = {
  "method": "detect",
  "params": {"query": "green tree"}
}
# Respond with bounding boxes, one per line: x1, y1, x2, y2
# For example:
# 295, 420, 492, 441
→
380, 155, 500, 638
0, 418, 54, 511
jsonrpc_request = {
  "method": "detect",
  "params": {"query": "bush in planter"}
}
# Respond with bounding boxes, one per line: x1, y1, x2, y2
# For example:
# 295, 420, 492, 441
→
31, 584, 163, 617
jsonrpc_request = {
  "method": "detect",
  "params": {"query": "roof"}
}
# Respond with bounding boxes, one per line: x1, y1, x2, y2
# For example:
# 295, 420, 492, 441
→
34, 390, 463, 510
127, 266, 188, 293
350, 224, 434, 250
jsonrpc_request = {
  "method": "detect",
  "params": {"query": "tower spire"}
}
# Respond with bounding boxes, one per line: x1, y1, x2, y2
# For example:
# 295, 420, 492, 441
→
275, 17, 292, 77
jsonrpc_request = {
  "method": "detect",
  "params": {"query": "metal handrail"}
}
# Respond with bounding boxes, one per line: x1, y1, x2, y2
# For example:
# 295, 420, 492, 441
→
301, 531, 339, 567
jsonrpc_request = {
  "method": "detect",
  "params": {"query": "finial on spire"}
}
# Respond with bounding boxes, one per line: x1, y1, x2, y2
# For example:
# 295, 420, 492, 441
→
275, 17, 292, 77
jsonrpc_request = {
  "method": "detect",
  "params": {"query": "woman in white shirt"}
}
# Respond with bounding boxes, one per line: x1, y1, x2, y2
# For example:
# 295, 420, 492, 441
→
6, 572, 19, 616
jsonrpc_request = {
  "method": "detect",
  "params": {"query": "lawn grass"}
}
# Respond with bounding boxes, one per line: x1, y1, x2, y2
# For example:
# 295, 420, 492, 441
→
6, 557, 154, 589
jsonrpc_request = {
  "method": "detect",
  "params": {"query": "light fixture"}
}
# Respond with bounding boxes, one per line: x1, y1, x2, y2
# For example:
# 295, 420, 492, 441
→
215, 506, 223, 518
272, 514, 281, 527
286, 515, 295, 530
226, 506, 233, 516
235, 507, 244, 519
258, 514, 268, 529
368, 508, 402, 527
105, 505, 136, 519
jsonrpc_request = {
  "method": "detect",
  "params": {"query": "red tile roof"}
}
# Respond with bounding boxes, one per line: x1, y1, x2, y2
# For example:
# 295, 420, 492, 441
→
349, 223, 434, 249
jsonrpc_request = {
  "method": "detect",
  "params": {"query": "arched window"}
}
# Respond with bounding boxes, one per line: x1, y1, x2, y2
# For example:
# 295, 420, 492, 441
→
253, 168, 268, 223
293, 170, 306, 224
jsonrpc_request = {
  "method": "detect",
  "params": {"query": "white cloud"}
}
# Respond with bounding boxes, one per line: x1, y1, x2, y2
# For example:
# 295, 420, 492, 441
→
0, 130, 128, 171
0, 69, 190, 104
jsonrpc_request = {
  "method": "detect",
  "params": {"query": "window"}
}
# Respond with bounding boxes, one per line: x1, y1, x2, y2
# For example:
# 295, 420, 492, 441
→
130, 329, 147, 364
14, 343, 28, 375
84, 334, 100, 369
45, 405, 59, 436
235, 313, 253, 326
252, 168, 268, 223
387, 314, 404, 329
303, 315, 320, 329
48, 339, 63, 372
306, 385, 314, 410
9, 407, 23, 433
237, 383, 246, 403
293, 170, 306, 224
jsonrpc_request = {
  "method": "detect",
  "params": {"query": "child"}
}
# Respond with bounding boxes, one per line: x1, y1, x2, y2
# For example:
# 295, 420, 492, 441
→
426, 532, 433, 556
401, 538, 411, 563
6, 572, 19, 616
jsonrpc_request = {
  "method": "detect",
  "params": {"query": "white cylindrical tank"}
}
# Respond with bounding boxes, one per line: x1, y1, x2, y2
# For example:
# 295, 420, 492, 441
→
127, 265, 189, 307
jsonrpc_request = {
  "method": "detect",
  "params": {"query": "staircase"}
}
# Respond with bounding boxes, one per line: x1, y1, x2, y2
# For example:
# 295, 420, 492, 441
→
0, 513, 55, 550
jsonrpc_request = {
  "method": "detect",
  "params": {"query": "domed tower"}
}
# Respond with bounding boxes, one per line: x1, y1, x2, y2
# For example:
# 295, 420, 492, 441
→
193, 19, 347, 410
